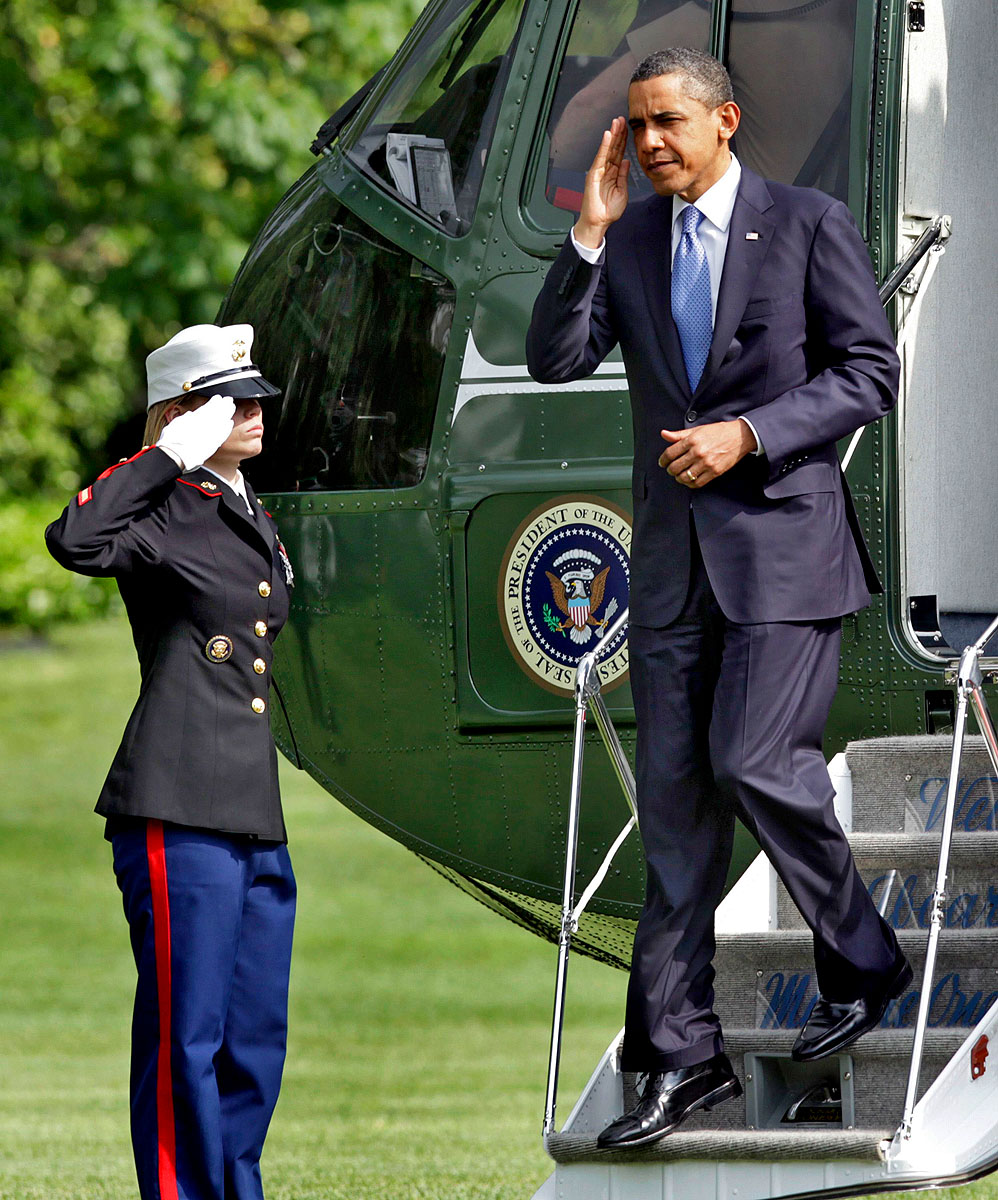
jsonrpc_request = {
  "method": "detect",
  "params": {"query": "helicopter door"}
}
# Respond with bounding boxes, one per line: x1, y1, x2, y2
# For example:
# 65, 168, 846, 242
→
896, 0, 998, 666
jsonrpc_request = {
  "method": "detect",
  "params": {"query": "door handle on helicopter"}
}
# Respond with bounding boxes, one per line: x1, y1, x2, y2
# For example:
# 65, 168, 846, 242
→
841, 215, 951, 474
878, 214, 951, 306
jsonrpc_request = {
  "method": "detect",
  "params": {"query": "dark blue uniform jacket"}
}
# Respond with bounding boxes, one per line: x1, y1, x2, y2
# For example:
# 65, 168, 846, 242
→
46, 446, 292, 840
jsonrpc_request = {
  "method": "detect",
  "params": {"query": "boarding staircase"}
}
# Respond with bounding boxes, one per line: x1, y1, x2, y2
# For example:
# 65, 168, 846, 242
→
534, 713, 998, 1196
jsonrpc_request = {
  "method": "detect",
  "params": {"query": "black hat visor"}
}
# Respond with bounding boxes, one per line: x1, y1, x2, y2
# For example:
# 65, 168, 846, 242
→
186, 364, 282, 401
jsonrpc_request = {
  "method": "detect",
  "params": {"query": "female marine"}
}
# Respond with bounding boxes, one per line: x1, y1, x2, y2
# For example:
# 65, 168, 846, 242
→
46, 323, 295, 1200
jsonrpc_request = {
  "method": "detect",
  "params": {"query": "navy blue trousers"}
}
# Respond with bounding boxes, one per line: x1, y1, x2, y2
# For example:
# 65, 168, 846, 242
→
112, 821, 296, 1200
621, 538, 899, 1072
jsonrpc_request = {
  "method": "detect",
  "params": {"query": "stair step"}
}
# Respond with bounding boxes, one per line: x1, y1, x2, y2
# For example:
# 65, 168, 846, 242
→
776, 832, 998, 931
846, 736, 997, 832
712, 930, 998, 1034
546, 1128, 889, 1164
848, 831, 998, 858
617, 1029, 963, 1133
720, 1028, 964, 1055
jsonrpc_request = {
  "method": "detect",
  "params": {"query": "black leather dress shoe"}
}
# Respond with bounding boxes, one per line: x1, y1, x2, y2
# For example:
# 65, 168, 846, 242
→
596, 1053, 742, 1149
791, 955, 914, 1062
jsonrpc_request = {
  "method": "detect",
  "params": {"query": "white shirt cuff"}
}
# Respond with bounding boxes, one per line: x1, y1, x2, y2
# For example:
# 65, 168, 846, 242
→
571, 229, 605, 264
157, 445, 184, 468
740, 417, 764, 457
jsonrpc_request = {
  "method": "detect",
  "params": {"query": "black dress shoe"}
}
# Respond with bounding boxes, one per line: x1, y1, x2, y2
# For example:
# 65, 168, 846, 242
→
791, 955, 914, 1062
596, 1053, 742, 1149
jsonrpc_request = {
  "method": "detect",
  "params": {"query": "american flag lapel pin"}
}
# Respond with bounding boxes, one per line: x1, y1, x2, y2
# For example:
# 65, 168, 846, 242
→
745, 231, 761, 240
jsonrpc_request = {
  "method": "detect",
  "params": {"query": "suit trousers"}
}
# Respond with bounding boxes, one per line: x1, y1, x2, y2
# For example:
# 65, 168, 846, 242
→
621, 533, 899, 1072
112, 820, 296, 1200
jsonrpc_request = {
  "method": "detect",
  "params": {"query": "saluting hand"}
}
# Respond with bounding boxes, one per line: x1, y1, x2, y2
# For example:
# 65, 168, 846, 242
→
573, 116, 630, 251
157, 395, 236, 471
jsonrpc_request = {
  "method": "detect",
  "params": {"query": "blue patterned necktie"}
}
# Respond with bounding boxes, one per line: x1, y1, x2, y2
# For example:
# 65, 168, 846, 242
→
672, 204, 712, 391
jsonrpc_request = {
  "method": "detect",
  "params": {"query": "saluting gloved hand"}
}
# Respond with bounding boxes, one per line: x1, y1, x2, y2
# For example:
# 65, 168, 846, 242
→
157, 395, 236, 470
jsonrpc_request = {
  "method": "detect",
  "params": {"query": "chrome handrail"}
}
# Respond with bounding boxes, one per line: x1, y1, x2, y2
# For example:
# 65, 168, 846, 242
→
895, 612, 998, 1142
543, 606, 635, 1138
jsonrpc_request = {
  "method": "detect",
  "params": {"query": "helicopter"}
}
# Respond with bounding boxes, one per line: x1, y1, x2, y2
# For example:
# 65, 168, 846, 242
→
216, 0, 998, 1194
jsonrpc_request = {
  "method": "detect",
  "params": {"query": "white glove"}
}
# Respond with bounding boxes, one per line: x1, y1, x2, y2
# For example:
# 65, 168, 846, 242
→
157, 395, 236, 470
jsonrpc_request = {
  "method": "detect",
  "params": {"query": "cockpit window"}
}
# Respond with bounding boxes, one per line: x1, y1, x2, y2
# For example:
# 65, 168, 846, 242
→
220, 168, 455, 493
344, 0, 530, 235
531, 0, 863, 225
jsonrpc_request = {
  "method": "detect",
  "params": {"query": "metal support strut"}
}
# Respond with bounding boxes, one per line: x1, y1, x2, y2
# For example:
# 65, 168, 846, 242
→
543, 608, 636, 1139
896, 612, 998, 1142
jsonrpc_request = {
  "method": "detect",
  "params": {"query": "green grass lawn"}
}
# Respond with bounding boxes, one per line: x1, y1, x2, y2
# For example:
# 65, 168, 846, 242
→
0, 616, 622, 1200
1, 616, 995, 1200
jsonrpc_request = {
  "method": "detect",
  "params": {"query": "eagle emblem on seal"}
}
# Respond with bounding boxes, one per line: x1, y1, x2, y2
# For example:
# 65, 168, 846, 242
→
544, 549, 619, 646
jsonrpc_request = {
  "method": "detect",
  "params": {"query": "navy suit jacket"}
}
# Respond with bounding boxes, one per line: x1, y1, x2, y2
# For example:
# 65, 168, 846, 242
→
526, 166, 900, 627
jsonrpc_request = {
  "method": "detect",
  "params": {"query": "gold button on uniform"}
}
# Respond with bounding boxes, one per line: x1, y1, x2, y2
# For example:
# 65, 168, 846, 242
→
254, 621, 267, 637
251, 698, 267, 714
258, 581, 271, 597
253, 658, 266, 675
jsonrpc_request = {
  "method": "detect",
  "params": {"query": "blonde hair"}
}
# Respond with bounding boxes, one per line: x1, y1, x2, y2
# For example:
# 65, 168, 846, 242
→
141, 396, 204, 448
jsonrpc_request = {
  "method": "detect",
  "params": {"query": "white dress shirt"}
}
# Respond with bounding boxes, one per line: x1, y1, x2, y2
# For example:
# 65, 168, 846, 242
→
570, 154, 763, 454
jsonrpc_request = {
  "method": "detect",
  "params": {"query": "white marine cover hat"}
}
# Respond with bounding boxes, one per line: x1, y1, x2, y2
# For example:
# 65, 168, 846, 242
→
145, 323, 281, 409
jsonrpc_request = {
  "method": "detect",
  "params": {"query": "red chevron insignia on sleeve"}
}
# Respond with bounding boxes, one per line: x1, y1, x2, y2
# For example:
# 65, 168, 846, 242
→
77, 486, 93, 506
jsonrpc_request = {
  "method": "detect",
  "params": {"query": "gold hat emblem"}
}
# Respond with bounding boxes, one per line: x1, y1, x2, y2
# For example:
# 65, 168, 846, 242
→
232, 339, 247, 362
205, 635, 233, 663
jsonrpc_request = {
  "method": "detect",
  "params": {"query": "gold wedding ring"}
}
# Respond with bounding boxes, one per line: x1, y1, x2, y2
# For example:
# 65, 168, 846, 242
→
686, 468, 697, 483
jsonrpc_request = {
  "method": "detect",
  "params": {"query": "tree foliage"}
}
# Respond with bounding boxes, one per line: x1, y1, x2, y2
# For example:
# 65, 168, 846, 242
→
0, 0, 425, 626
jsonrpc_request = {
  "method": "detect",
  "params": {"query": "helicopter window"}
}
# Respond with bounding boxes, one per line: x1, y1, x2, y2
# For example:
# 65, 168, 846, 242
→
725, 0, 860, 200
532, 0, 863, 225
539, 0, 713, 216
344, 0, 530, 235
220, 168, 455, 493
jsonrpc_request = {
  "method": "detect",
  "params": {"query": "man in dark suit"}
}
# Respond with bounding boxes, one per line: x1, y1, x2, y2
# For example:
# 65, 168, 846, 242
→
526, 47, 909, 1149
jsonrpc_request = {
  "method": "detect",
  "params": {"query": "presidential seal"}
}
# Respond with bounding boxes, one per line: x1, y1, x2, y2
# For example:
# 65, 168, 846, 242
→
499, 496, 631, 695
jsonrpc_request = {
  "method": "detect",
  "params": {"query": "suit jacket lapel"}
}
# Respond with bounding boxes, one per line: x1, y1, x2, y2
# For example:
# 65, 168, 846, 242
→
694, 168, 776, 401
635, 195, 691, 399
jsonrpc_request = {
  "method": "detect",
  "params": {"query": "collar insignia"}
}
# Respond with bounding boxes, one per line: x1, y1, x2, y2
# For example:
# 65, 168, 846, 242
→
178, 477, 222, 498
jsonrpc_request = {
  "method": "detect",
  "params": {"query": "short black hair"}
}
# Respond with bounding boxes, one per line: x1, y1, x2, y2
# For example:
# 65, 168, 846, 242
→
630, 47, 734, 109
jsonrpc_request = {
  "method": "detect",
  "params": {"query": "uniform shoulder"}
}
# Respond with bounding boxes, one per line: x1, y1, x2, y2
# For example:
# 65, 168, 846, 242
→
81, 445, 181, 493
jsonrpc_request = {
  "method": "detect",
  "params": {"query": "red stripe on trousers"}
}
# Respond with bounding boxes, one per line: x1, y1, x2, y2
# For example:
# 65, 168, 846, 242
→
146, 820, 179, 1200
